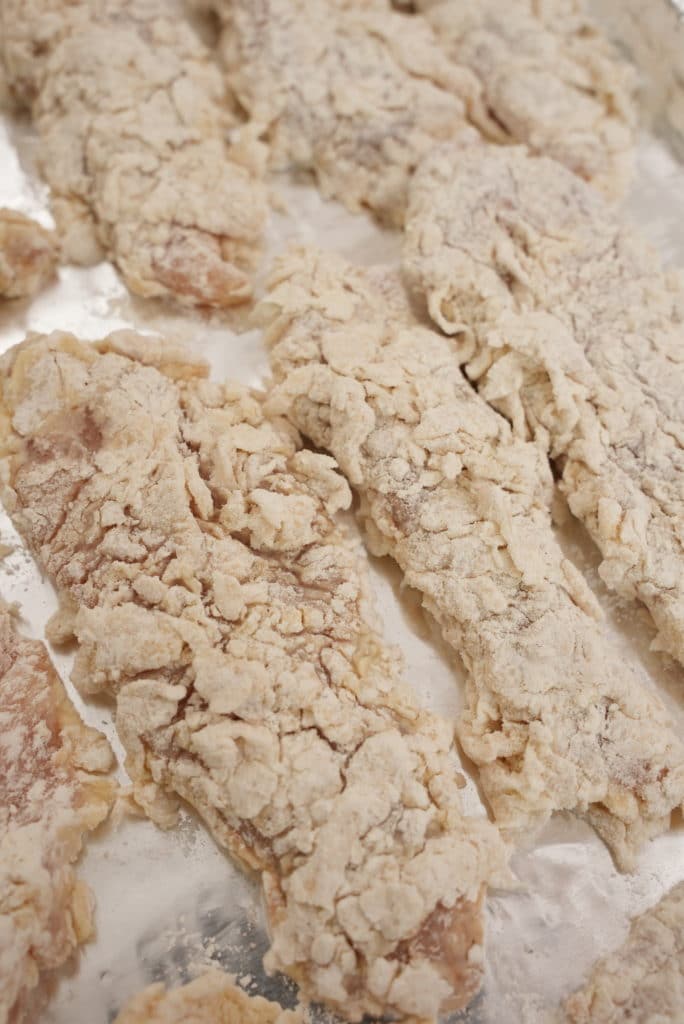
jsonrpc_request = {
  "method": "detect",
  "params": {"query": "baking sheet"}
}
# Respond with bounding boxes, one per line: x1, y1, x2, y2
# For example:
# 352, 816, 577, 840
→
3, 11, 684, 1021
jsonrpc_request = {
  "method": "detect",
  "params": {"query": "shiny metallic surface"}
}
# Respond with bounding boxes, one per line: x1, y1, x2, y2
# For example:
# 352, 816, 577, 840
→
2, 6, 684, 1018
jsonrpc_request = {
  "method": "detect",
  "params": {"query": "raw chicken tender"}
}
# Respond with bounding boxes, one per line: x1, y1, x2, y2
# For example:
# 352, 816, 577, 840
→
199, 0, 495, 226
563, 880, 684, 1022
0, 209, 57, 299
198, 0, 634, 230
0, 605, 114, 1024
414, 0, 636, 196
0, 0, 267, 306
404, 142, 684, 669
0, 330, 508, 1022
114, 970, 301, 1024
261, 246, 684, 872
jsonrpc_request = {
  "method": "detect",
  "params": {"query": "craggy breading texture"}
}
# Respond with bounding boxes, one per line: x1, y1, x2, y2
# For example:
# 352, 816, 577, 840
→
0, 330, 509, 1022
0, 0, 267, 307
0, 209, 57, 300
200, 0, 500, 227
0, 605, 115, 1024
563, 880, 684, 1022
404, 141, 684, 670
199, 0, 635, 230
261, 247, 684, 872
114, 970, 302, 1024
412, 0, 636, 197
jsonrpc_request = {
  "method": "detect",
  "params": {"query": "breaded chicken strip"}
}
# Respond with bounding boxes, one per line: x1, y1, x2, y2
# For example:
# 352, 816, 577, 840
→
196, 0, 496, 226
413, 0, 636, 197
564, 881, 684, 1023
197, 0, 634, 229
0, 0, 267, 306
261, 246, 684, 872
404, 142, 684, 669
114, 970, 301, 1024
0, 330, 507, 1022
0, 605, 114, 1024
0, 209, 57, 299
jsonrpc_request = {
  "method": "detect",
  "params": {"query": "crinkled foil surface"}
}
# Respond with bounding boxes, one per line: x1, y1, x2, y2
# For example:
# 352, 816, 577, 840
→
3, 4, 684, 1021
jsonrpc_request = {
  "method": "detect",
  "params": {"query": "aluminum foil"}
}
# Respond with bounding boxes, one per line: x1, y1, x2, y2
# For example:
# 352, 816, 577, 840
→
3, 8, 684, 1020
